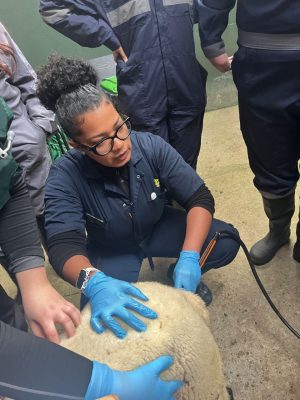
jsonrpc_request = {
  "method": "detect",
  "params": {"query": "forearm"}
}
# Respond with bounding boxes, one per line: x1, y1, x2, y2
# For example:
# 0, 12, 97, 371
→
63, 254, 94, 285
0, 320, 91, 400
39, 1, 120, 50
0, 174, 44, 275
198, 0, 236, 58
181, 184, 214, 252
182, 207, 212, 253
48, 230, 89, 279
16, 267, 48, 295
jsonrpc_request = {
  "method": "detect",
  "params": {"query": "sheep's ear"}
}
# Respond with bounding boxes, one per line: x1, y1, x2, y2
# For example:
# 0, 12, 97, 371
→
183, 291, 210, 323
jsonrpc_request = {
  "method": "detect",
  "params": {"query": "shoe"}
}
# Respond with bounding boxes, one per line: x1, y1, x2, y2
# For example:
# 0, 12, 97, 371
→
167, 263, 176, 280
167, 264, 213, 306
196, 281, 213, 306
250, 193, 295, 265
227, 387, 234, 400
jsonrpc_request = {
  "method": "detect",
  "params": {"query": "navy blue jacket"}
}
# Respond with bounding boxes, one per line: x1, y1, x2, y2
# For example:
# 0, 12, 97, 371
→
39, 0, 206, 127
198, 0, 300, 58
45, 132, 203, 248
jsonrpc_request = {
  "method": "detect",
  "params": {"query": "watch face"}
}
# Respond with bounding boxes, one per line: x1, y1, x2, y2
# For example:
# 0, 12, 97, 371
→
76, 269, 87, 289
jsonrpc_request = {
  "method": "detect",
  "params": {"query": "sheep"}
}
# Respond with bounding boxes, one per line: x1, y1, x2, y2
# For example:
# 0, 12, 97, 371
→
60, 282, 229, 400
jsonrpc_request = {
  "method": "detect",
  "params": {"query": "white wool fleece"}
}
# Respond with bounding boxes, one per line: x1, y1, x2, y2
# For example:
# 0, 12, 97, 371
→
60, 282, 229, 400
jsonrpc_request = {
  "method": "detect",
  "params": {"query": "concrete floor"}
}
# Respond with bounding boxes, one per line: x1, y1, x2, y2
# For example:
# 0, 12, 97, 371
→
1, 105, 299, 399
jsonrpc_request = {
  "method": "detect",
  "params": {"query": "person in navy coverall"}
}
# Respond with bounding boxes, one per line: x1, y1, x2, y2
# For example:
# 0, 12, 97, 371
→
39, 0, 208, 169
0, 103, 181, 400
199, 0, 300, 266
37, 55, 239, 339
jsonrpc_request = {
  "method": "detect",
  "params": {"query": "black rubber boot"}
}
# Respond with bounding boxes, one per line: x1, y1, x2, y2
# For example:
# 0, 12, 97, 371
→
293, 208, 300, 262
250, 193, 295, 266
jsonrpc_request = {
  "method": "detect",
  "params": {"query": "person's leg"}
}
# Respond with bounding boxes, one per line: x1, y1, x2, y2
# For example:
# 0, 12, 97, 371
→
82, 208, 239, 308
89, 251, 144, 283
146, 206, 239, 270
81, 247, 144, 309
166, 52, 207, 169
116, 55, 170, 143
131, 113, 170, 144
146, 206, 239, 305
168, 111, 204, 169
250, 193, 295, 265
231, 48, 300, 265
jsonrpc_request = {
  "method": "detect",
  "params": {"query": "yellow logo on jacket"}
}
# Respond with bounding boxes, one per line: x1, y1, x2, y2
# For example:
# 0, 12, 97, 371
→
154, 178, 160, 188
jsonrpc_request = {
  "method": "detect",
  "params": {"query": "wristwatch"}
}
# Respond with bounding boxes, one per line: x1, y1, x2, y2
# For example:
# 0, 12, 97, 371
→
75, 267, 99, 291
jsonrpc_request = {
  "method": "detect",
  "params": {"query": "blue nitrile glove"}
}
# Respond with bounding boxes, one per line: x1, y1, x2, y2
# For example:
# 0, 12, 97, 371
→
173, 250, 201, 293
84, 271, 158, 339
84, 356, 183, 400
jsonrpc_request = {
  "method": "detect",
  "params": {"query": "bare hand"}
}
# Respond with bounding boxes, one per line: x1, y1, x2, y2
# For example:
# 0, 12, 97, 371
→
113, 46, 128, 62
23, 283, 81, 343
17, 268, 80, 343
209, 53, 233, 73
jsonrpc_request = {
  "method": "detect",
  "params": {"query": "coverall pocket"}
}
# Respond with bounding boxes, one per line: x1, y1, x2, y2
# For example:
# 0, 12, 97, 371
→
85, 213, 107, 243
116, 62, 150, 123
231, 47, 262, 92
116, 58, 127, 69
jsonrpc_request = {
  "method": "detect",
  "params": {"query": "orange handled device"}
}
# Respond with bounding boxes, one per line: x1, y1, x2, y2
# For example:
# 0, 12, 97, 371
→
199, 232, 220, 269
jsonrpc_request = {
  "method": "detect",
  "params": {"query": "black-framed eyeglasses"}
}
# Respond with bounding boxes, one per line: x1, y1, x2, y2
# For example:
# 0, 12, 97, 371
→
76, 117, 131, 156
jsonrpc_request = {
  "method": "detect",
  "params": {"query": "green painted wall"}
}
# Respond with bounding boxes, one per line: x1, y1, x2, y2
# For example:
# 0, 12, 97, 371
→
0, 0, 110, 65
0, 0, 237, 110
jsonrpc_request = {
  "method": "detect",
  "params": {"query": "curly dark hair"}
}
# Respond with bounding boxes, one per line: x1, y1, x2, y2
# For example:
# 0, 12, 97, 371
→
37, 54, 109, 138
